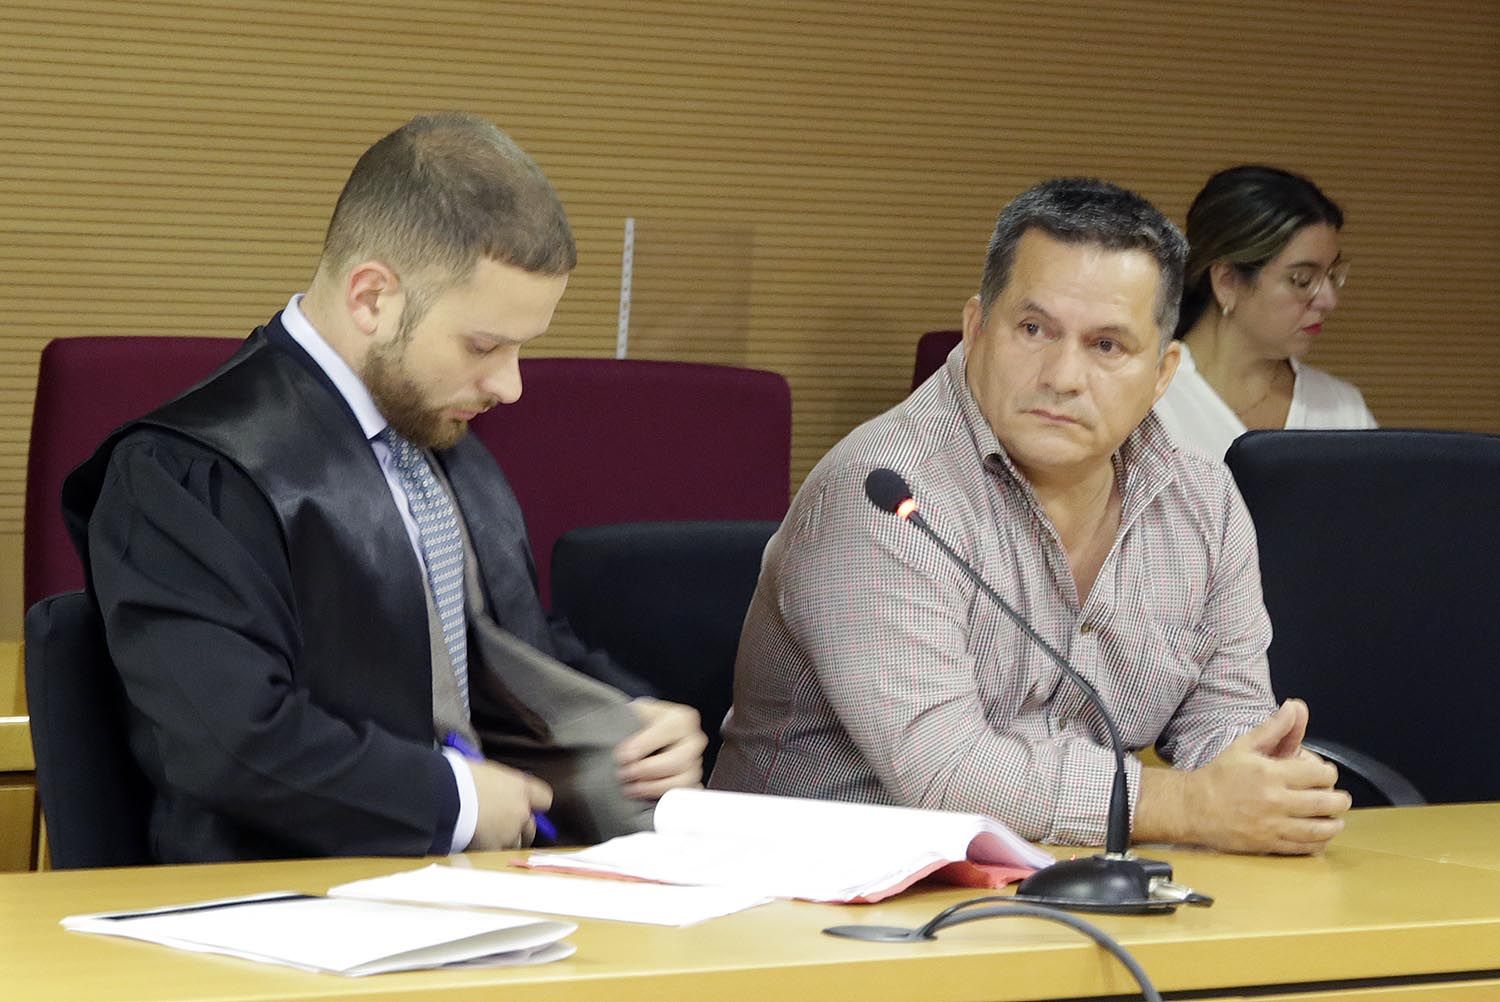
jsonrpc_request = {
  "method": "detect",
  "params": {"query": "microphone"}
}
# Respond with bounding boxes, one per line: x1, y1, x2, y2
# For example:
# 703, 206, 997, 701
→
863, 467, 1210, 914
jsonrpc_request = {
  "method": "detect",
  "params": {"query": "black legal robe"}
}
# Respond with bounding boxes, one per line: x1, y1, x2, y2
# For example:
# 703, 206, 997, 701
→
63, 315, 646, 863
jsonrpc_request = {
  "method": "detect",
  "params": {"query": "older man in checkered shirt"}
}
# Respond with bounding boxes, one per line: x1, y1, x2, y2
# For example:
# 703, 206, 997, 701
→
711, 179, 1350, 855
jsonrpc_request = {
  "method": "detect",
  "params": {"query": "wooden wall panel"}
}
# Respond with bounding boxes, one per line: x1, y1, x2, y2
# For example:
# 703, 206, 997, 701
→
2, 0, 1497, 639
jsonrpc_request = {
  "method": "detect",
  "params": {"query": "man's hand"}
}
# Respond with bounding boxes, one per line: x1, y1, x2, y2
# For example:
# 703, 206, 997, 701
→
1136, 699, 1351, 855
614, 697, 707, 800
468, 759, 553, 851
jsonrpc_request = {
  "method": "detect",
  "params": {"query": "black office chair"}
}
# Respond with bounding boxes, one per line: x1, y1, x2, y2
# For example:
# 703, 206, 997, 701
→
1227, 428, 1500, 807
25, 590, 154, 868
550, 520, 779, 775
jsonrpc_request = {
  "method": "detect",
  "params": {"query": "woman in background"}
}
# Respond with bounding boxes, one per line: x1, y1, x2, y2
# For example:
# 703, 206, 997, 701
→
1154, 165, 1376, 458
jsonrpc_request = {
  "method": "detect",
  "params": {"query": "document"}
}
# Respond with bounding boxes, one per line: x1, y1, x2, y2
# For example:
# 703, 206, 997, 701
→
62, 892, 576, 976
524, 788, 1056, 903
330, 864, 771, 926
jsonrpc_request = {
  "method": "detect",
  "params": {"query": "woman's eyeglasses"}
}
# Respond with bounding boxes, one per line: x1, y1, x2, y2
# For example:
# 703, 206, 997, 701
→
1284, 259, 1350, 302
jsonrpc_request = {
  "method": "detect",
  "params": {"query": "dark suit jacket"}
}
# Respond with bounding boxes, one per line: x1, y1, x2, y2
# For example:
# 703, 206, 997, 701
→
63, 315, 645, 863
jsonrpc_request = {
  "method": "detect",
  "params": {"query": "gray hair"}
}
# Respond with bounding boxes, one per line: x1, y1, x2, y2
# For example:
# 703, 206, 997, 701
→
979, 177, 1187, 346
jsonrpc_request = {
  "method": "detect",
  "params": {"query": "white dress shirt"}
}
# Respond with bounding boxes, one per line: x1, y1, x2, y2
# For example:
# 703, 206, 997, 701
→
1153, 342, 1378, 460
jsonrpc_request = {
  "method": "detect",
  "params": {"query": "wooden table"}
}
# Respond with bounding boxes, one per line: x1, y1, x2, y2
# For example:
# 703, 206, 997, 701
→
1337, 801, 1500, 873
3, 806, 1500, 1001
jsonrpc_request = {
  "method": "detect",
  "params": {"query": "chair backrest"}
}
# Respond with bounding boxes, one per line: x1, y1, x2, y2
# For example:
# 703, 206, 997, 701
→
912, 329, 962, 389
549, 520, 780, 774
25, 591, 154, 868
470, 358, 792, 604
25, 336, 241, 609
1226, 428, 1500, 805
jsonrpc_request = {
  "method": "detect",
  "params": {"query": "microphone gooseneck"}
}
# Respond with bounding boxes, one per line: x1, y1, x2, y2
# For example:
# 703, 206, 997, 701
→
862, 467, 1209, 914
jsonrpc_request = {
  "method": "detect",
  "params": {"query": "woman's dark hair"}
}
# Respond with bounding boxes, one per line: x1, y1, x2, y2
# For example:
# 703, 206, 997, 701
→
1175, 166, 1343, 338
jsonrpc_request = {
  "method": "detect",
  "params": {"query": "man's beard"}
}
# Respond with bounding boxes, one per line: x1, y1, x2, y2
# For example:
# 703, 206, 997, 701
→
363, 337, 469, 450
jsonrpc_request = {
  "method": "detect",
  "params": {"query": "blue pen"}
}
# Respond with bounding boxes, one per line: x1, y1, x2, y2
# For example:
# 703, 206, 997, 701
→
443, 732, 558, 844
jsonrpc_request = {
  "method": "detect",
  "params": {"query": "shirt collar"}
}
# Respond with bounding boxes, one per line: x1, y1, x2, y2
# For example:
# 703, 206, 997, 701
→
942, 343, 1008, 467
280, 293, 389, 442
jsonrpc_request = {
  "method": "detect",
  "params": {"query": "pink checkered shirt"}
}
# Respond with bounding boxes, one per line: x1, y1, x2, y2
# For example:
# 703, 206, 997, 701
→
710, 348, 1276, 845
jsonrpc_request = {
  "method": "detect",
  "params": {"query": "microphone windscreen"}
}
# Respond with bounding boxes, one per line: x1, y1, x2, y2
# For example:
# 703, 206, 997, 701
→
864, 468, 913, 514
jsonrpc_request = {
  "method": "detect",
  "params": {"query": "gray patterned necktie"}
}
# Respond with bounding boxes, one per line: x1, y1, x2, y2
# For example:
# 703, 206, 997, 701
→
378, 427, 470, 716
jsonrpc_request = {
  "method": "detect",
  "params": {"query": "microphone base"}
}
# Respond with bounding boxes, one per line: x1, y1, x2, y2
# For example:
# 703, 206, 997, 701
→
1013, 853, 1178, 915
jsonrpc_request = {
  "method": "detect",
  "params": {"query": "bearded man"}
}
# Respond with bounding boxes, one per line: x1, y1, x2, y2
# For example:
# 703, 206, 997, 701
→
63, 113, 704, 863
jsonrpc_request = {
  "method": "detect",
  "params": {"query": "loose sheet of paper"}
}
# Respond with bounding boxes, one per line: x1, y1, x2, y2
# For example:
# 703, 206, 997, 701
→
330, 864, 771, 926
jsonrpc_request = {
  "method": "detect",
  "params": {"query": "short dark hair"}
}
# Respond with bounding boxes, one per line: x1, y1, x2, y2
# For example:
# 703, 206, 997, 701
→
321, 112, 576, 292
979, 178, 1188, 344
1176, 165, 1343, 338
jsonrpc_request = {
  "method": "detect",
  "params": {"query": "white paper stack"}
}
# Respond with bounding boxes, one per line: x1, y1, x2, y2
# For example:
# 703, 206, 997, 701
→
525, 788, 1056, 903
62, 892, 576, 976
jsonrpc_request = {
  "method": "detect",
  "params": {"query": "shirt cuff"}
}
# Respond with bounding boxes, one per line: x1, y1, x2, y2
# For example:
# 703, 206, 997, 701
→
442, 747, 480, 853
1051, 741, 1141, 846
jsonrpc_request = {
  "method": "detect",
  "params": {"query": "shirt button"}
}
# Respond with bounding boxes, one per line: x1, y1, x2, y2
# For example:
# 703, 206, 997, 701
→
1079, 623, 1095, 635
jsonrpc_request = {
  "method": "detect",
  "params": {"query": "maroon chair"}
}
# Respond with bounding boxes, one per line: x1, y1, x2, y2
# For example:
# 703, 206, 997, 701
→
912, 329, 962, 389
27, 343, 792, 611
24, 336, 242, 609
469, 358, 792, 604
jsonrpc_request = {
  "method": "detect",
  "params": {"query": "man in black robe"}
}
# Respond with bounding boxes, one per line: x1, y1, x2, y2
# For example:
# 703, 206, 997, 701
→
63, 113, 705, 863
